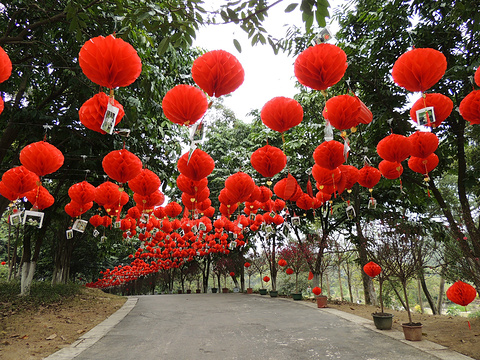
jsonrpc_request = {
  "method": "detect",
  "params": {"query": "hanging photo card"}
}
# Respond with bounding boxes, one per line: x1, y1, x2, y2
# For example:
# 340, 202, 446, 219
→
66, 229, 74, 239
291, 216, 300, 226
73, 219, 88, 233
368, 198, 377, 209
416, 107, 436, 127
101, 102, 120, 135
93, 229, 100, 237
314, 27, 333, 44
23, 210, 44, 228
9, 211, 23, 226
346, 205, 356, 219
114, 220, 121, 229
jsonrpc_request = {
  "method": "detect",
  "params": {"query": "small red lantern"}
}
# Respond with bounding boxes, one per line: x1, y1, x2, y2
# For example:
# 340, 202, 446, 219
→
357, 164, 381, 190
313, 140, 345, 170
176, 174, 208, 195
286, 268, 294, 275
177, 149, 214, 181
410, 93, 453, 127
1, 166, 39, 196
102, 149, 143, 184
278, 259, 287, 267
273, 175, 302, 201
296, 193, 315, 211
376, 134, 412, 163
459, 90, 480, 125
68, 181, 96, 205
89, 214, 104, 228
250, 145, 287, 178
339, 165, 359, 191
25, 185, 55, 210
312, 286, 322, 296
363, 261, 382, 278
162, 85, 208, 126
446, 281, 477, 307
408, 131, 439, 158
308, 271, 314, 280
0, 46, 12, 83
378, 160, 403, 180
79, 92, 125, 134
230, 272, 235, 277
261, 97, 304, 133
263, 276, 270, 282
128, 169, 161, 197
324, 94, 364, 130
95, 181, 122, 206
0, 181, 20, 201
244, 262, 251, 268
225, 172, 255, 203
408, 153, 439, 176
20, 141, 64, 177
164, 202, 183, 218
134, 190, 165, 209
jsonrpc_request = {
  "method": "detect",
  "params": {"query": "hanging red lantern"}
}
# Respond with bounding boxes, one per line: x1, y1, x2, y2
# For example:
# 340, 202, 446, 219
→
379, 160, 403, 180
191, 50, 244, 97
410, 93, 453, 127
220, 202, 238, 217
0, 181, 19, 201
128, 206, 142, 219
102, 149, 142, 183
446, 281, 477, 307
391, 48, 447, 92
95, 181, 122, 206
324, 94, 365, 130
164, 202, 183, 218
261, 97, 304, 133
408, 131, 439, 158
65, 201, 92, 217
162, 85, 208, 126
244, 262, 251, 268
257, 186, 273, 203
0, 46, 12, 83
408, 153, 439, 175
181, 188, 210, 208
308, 271, 314, 280
313, 140, 345, 170
357, 165, 381, 190
274, 175, 302, 201
459, 90, 480, 125
286, 268, 294, 275
338, 165, 359, 191
294, 43, 347, 91
225, 172, 255, 203
229, 272, 235, 277
79, 35, 142, 89
296, 193, 315, 211
313, 166, 345, 195
278, 259, 287, 267
363, 261, 382, 278
134, 190, 165, 209
20, 141, 64, 177
250, 145, 287, 178
2, 166, 39, 195
177, 149, 214, 181
68, 181, 96, 205
376, 134, 412, 163
79, 92, 125, 134
218, 188, 237, 206
273, 199, 285, 212
128, 169, 161, 197
89, 214, 104, 228
24, 185, 55, 210
197, 198, 212, 212
263, 276, 270, 283
176, 173, 208, 195
312, 286, 322, 296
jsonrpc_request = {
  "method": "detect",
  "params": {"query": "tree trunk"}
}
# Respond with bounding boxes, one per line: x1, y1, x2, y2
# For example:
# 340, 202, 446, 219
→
337, 265, 344, 301
346, 261, 354, 303
419, 275, 437, 315
20, 261, 36, 296
437, 275, 445, 315
417, 278, 424, 313
403, 281, 413, 324
325, 272, 330, 298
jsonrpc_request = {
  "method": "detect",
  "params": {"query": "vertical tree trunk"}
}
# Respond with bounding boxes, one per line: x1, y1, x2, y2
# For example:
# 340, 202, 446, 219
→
325, 272, 330, 298
437, 275, 445, 315
417, 278, 424, 313
346, 261, 354, 303
20, 261, 36, 296
337, 265, 344, 301
420, 275, 437, 315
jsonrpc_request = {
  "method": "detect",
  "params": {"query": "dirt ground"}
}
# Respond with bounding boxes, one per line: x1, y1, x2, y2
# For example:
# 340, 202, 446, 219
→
1, 291, 479, 360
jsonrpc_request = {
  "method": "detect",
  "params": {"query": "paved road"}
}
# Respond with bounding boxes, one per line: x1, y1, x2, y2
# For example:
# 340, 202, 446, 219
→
63, 293, 464, 360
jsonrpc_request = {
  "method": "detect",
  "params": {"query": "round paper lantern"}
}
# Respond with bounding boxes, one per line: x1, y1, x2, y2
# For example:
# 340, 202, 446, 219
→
261, 97, 304, 133
358, 165, 382, 190
294, 43, 347, 90
313, 140, 345, 170
134, 190, 165, 209
459, 90, 480, 125
89, 214, 104, 228
95, 181, 122, 206
79, 92, 125, 134
257, 186, 273, 203
408, 153, 439, 175
376, 134, 412, 163
274, 175, 301, 201
296, 193, 315, 210
273, 199, 285, 212
191, 50, 244, 97
2, 166, 39, 195
250, 145, 287, 178
338, 165, 359, 191
263, 276, 270, 282
20, 141, 64, 177
181, 188, 210, 208
408, 131, 439, 158
24, 185, 55, 210
218, 188, 237, 206
177, 149, 214, 181
225, 172, 255, 203
65, 201, 92, 217
162, 85, 208, 126
410, 93, 453, 127
313, 166, 345, 195
220, 202, 238, 217
164, 202, 183, 218
197, 198, 211, 212
0, 46, 12, 83
312, 286, 322, 296
176, 174, 208, 195
68, 181, 96, 205
79, 35, 142, 89
278, 259, 287, 267
0, 97, 4, 116
128, 169, 161, 196
391, 48, 447, 92
363, 261, 382, 278
0, 181, 19, 201
324, 95, 362, 130
446, 281, 477, 307
286, 268, 294, 275
102, 149, 142, 183
379, 160, 403, 180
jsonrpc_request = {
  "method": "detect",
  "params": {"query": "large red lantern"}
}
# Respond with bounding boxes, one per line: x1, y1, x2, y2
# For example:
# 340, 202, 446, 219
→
0, 46, 12, 83
357, 164, 381, 190
363, 261, 382, 278
459, 90, 480, 125
134, 190, 165, 209
20, 141, 64, 177
25, 185, 55, 210
128, 169, 161, 197
392, 48, 447, 92
408, 131, 439, 158
164, 202, 183, 218
176, 174, 208, 195
162, 85, 208, 126
95, 181, 122, 206
2, 166, 39, 195
408, 153, 439, 176
191, 50, 244, 97
79, 35, 142, 89
250, 145, 287, 178
102, 149, 142, 183
274, 175, 303, 201
68, 181, 96, 205
410, 93, 453, 127
177, 149, 214, 181
313, 140, 345, 170
0, 181, 19, 201
324, 94, 369, 130
446, 281, 477, 307
261, 97, 304, 133
376, 134, 411, 163
79, 92, 125, 134
339, 165, 359, 191
379, 160, 403, 180
294, 43, 347, 91
225, 172, 255, 203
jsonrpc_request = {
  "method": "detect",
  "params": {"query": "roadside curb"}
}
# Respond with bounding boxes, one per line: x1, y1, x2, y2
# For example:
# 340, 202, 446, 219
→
43, 296, 138, 360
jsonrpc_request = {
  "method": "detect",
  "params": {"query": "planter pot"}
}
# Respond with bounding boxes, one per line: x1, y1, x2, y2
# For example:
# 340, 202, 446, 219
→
177, 290, 183, 294
196, 289, 201, 293
247, 288, 253, 294
211, 288, 218, 293
259, 289, 267, 295
233, 287, 240, 293
269, 290, 278, 297
402, 323, 423, 341
316, 296, 328, 308
222, 288, 229, 293
186, 289, 192, 294
372, 313, 393, 330
291, 293, 303, 301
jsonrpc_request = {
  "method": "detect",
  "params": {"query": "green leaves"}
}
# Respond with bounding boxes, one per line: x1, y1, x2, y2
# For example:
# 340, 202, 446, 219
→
285, 3, 299, 13
233, 38, 242, 53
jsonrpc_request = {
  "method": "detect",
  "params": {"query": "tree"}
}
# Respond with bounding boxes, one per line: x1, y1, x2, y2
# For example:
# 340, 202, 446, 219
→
278, 241, 310, 293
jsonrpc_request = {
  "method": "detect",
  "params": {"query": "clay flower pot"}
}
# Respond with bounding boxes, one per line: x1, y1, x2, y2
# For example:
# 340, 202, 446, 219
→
316, 295, 328, 308
402, 323, 423, 341
247, 288, 253, 294
222, 287, 229, 293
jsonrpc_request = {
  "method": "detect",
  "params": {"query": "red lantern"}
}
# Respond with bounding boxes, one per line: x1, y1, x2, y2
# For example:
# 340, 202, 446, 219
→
24, 185, 55, 210
79, 92, 125, 134
391, 48, 447, 92
261, 97, 303, 133
410, 93, 453, 127
220, 202, 238, 217
273, 199, 285, 212
459, 90, 480, 125
379, 160, 403, 180
89, 214, 104, 228
162, 85, 208, 126
177, 149, 214, 181
446, 281, 477, 307
312, 165, 343, 194
357, 165, 381, 190
278, 259, 287, 267
294, 43, 347, 90
164, 202, 183, 218
218, 188, 237, 206
0, 46, 12, 83
134, 190, 165, 209
312, 286, 322, 296
324, 94, 368, 130
257, 186, 273, 203
176, 173, 208, 195
408, 131, 438, 158
79, 35, 142, 89
229, 272, 235, 277
128, 169, 161, 197
296, 193, 315, 211
313, 140, 345, 170
68, 181, 96, 205
2, 166, 40, 196
274, 175, 302, 201
0, 181, 19, 201
308, 271, 314, 280
102, 149, 142, 183
376, 134, 411, 163
95, 181, 121, 206
250, 145, 287, 178
65, 201, 92, 217
244, 262, 251, 268
263, 276, 270, 282
408, 153, 439, 175
286, 268, 294, 275
20, 141, 64, 177
363, 261, 382, 278
225, 172, 255, 203
191, 50, 244, 97
339, 165, 359, 191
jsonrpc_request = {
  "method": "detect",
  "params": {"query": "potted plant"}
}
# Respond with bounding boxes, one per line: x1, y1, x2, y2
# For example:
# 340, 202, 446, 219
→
363, 261, 393, 330
278, 242, 310, 300
312, 286, 327, 307
251, 250, 268, 294
244, 262, 254, 294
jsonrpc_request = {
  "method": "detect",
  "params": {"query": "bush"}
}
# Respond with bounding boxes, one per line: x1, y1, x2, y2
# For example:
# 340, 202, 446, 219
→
468, 310, 480, 318
446, 304, 463, 316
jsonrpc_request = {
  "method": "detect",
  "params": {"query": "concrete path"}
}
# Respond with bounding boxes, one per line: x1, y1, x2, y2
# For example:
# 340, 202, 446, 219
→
45, 293, 473, 360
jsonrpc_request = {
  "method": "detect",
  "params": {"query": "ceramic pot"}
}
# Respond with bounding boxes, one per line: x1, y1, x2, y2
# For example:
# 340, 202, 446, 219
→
372, 313, 393, 330
222, 287, 229, 293
402, 323, 423, 341
211, 288, 218, 293
269, 290, 278, 297
291, 293, 303, 301
259, 289, 267, 295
